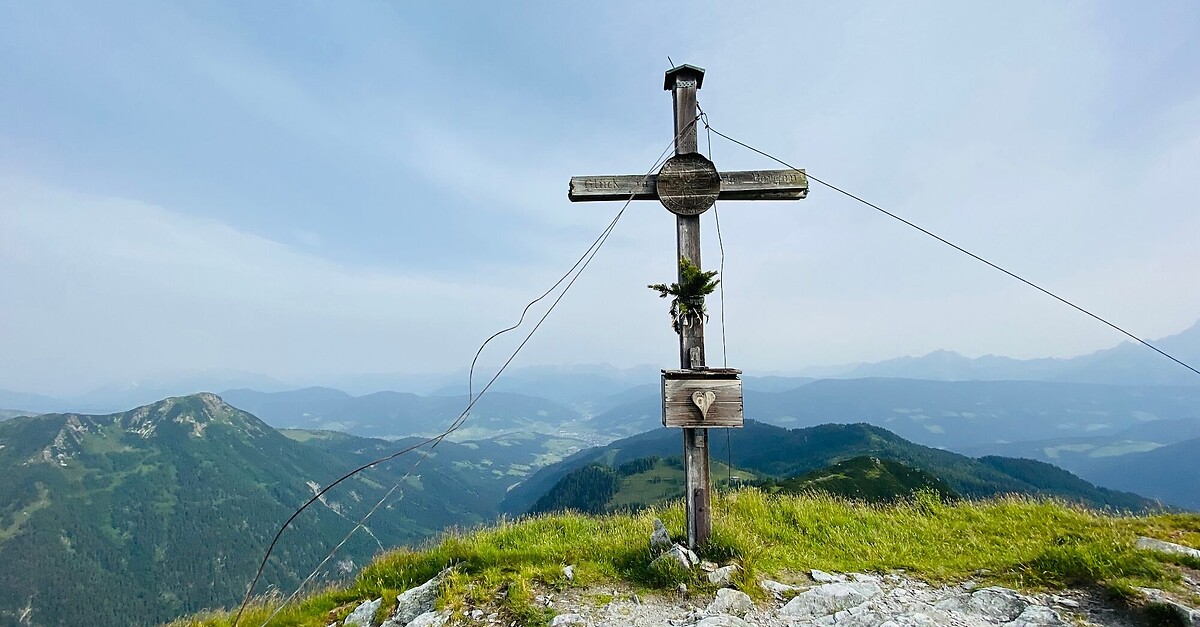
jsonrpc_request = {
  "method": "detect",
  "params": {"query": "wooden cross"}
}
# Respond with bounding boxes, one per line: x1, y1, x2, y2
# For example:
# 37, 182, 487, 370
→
568, 64, 808, 549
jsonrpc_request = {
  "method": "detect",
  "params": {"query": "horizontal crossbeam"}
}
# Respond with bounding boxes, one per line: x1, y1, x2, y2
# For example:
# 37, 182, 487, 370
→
568, 169, 808, 202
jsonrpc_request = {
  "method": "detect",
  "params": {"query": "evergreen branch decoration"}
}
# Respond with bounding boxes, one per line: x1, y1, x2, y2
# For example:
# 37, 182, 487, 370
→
648, 257, 719, 334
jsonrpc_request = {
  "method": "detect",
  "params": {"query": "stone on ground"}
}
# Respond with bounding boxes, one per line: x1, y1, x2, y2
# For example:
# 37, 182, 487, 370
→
934, 586, 1027, 622
706, 588, 753, 617
812, 569, 846, 583
343, 597, 381, 627
693, 615, 753, 627
381, 568, 450, 627
781, 581, 884, 619
650, 518, 672, 551
549, 612, 585, 626
1137, 536, 1200, 559
707, 564, 740, 586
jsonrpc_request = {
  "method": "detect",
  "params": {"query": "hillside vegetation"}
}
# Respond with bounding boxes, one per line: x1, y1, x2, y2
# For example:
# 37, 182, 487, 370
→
180, 490, 1200, 627
0, 395, 567, 627
503, 422, 1155, 515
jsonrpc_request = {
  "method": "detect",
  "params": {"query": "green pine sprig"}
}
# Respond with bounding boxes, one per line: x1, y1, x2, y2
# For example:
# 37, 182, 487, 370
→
648, 257, 719, 334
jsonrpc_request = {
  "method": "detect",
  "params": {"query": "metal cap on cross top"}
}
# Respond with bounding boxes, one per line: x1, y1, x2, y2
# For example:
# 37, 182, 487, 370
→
664, 64, 705, 90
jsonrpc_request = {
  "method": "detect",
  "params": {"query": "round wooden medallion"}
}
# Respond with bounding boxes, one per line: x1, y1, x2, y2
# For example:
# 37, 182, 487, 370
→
656, 153, 720, 216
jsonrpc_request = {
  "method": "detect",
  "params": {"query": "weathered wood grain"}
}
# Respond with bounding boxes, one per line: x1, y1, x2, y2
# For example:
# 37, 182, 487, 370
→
568, 168, 808, 202
662, 377, 744, 428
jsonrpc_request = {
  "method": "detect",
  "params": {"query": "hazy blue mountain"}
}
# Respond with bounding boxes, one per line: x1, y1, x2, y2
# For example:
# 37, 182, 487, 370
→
0, 409, 36, 421
0, 394, 559, 626
0, 389, 63, 414
958, 419, 1200, 475
220, 387, 583, 440
68, 369, 292, 413
427, 363, 663, 409
584, 378, 1200, 450
502, 421, 1154, 516
1070, 437, 1200, 510
742, 375, 818, 393
842, 350, 1067, 382
840, 320, 1200, 386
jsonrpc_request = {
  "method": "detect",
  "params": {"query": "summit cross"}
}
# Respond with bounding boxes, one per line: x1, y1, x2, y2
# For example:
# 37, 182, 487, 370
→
568, 64, 808, 549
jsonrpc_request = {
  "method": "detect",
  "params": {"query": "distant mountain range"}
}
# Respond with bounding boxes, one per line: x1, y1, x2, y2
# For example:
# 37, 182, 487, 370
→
501, 421, 1156, 516
837, 319, 1200, 386
219, 387, 587, 442
586, 378, 1200, 448
0, 394, 573, 626
5, 318, 1198, 417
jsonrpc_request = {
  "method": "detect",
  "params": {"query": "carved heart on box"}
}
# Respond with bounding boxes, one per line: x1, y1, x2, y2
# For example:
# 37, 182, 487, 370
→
691, 390, 717, 420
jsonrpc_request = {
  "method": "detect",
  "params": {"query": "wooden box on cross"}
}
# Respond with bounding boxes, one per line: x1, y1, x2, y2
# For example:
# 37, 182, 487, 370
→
661, 368, 743, 428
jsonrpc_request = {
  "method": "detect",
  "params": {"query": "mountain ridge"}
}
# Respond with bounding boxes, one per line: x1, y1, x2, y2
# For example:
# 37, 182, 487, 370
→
0, 393, 551, 626
501, 421, 1156, 516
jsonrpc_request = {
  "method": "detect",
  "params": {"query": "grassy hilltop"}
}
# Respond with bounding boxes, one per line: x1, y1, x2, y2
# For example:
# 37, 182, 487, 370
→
180, 490, 1200, 627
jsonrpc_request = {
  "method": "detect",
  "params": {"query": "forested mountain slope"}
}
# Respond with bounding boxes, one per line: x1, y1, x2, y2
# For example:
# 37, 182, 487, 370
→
0, 394, 526, 626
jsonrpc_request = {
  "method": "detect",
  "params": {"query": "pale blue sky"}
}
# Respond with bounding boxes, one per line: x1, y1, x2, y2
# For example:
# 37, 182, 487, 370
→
2, 2, 1199, 395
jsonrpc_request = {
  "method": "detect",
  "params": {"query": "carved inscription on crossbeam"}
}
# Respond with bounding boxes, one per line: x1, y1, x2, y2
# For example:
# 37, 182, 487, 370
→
568, 169, 808, 203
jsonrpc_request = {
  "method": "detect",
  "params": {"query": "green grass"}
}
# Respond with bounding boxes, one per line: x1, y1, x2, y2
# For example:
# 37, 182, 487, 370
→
173, 489, 1200, 627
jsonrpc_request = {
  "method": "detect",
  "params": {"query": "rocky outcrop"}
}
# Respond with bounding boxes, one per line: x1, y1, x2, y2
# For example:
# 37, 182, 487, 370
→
455, 570, 1181, 627
1136, 536, 1200, 560
343, 565, 1200, 627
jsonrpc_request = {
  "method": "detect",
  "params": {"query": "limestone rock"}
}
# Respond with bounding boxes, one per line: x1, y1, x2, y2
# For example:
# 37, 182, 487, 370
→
1138, 587, 1200, 627
550, 613, 585, 626
563, 565, 575, 581
651, 543, 698, 573
382, 568, 450, 627
706, 588, 753, 617
693, 615, 753, 627
934, 586, 1027, 622
1137, 536, 1200, 560
344, 597, 381, 627
1010, 604, 1065, 627
760, 579, 801, 598
811, 569, 846, 583
781, 581, 883, 619
651, 518, 672, 552
707, 565, 740, 586
405, 610, 449, 627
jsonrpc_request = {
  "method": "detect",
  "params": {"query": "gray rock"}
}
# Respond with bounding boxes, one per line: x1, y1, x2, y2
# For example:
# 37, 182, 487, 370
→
1010, 604, 1065, 627
706, 588, 753, 617
707, 565, 740, 586
382, 568, 450, 627
651, 518, 673, 551
344, 597, 382, 627
405, 610, 449, 627
934, 586, 1027, 622
693, 615, 753, 627
550, 613, 586, 627
811, 569, 845, 583
1138, 587, 1200, 627
878, 612, 944, 627
1137, 536, 1200, 560
652, 543, 698, 573
760, 579, 801, 598
563, 564, 575, 581
781, 581, 883, 619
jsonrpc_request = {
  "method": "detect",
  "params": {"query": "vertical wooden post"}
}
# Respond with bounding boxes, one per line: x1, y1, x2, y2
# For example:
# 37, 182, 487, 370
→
666, 66, 711, 549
